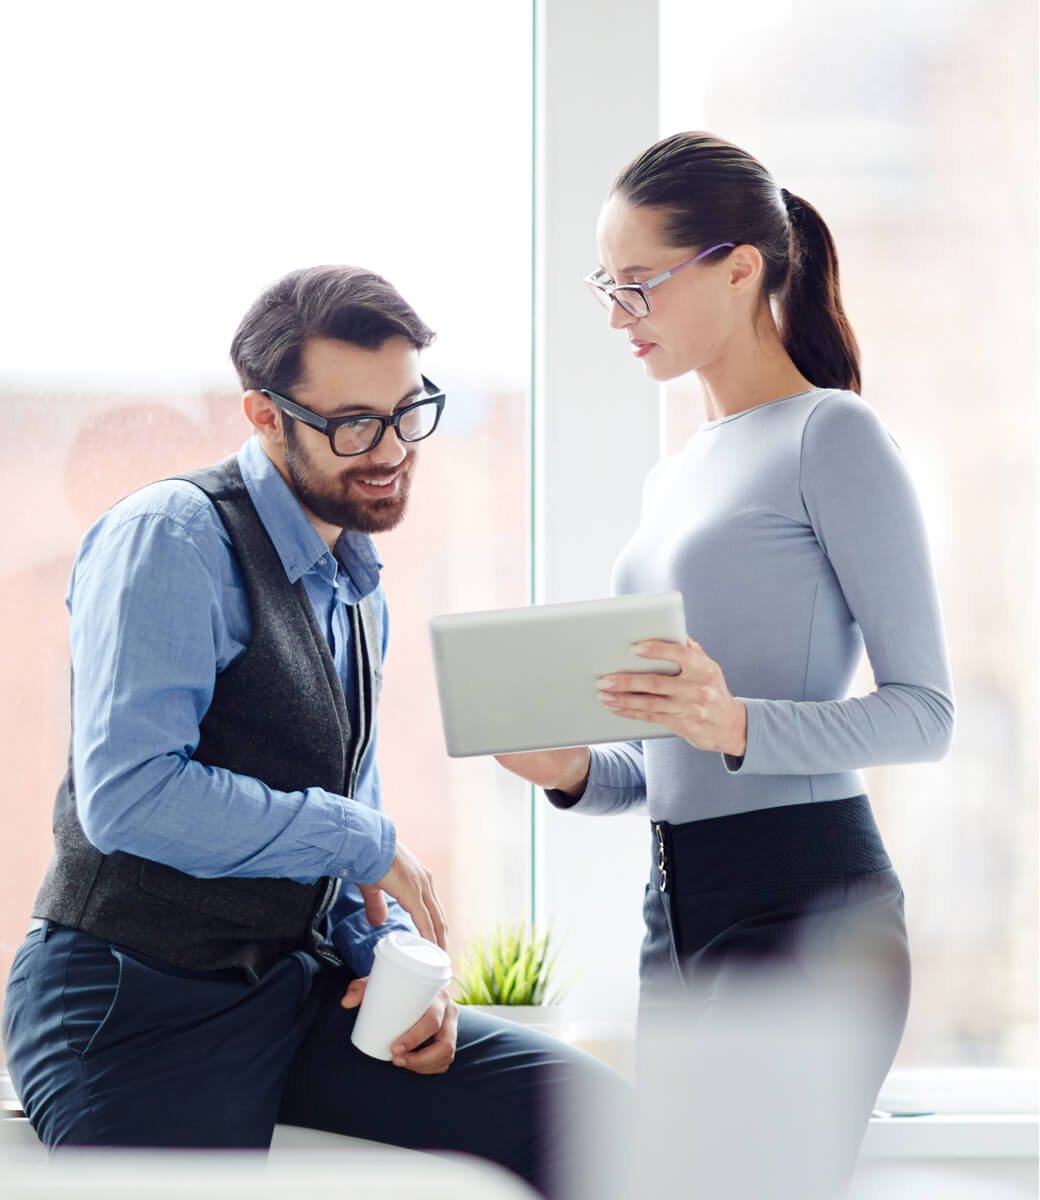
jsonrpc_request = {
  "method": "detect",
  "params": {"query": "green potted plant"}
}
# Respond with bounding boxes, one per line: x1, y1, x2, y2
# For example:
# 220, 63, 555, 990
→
453, 920, 570, 1033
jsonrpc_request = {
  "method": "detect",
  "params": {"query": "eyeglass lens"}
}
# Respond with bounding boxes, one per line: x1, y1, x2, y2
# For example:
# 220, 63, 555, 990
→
587, 278, 648, 319
331, 399, 441, 455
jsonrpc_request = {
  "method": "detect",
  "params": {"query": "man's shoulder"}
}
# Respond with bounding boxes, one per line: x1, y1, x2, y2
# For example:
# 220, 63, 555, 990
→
85, 472, 235, 557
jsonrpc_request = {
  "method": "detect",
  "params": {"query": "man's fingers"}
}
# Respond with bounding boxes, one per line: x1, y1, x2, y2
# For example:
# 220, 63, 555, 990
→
391, 1011, 441, 1055
427, 892, 449, 950
340, 977, 368, 1009
415, 895, 447, 950
392, 1002, 458, 1075
405, 896, 436, 945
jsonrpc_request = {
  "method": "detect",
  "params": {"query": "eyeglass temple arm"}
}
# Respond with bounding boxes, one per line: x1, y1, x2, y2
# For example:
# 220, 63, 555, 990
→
647, 242, 737, 287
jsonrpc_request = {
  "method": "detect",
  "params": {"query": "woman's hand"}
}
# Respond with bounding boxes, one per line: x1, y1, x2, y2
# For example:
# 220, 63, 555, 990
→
597, 637, 747, 758
494, 747, 592, 797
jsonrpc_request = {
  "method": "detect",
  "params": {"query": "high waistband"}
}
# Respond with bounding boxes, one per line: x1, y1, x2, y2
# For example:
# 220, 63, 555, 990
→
650, 795, 890, 895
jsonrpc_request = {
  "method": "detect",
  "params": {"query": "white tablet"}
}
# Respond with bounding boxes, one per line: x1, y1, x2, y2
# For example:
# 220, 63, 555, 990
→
428, 591, 688, 757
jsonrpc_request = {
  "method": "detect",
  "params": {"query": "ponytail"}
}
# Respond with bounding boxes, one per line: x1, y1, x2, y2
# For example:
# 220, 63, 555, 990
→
614, 134, 863, 394
780, 193, 861, 393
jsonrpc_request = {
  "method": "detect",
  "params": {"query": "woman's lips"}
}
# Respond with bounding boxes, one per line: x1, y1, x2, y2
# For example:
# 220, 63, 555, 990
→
630, 339, 656, 358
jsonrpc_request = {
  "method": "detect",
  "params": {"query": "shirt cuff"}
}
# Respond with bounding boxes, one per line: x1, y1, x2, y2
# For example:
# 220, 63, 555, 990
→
544, 746, 645, 815
332, 801, 397, 884
545, 785, 583, 810
722, 698, 757, 775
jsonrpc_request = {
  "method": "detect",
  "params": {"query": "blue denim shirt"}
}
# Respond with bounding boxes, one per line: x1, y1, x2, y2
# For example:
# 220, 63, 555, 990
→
66, 434, 413, 974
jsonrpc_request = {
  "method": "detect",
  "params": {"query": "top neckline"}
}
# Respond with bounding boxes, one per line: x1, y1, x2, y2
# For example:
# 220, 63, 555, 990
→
698, 388, 819, 430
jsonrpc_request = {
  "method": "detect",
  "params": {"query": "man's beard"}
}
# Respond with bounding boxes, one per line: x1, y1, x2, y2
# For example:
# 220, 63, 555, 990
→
283, 420, 413, 534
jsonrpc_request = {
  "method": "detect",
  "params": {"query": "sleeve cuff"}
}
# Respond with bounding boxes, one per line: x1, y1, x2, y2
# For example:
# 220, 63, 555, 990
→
333, 802, 397, 884
545, 786, 584, 810
722, 698, 756, 775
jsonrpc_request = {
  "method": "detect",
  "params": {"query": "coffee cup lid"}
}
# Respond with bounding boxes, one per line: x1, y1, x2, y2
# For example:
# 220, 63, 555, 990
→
374, 931, 452, 981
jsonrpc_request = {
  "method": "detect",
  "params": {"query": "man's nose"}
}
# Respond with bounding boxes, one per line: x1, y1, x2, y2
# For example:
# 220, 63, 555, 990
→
367, 425, 408, 468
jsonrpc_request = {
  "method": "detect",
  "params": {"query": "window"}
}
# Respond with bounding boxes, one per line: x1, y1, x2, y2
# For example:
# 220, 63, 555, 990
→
0, 0, 534, 1048
658, 0, 1037, 1069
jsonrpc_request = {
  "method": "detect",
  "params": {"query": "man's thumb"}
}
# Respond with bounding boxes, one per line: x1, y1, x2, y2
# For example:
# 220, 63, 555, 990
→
359, 882, 388, 928
340, 977, 368, 1009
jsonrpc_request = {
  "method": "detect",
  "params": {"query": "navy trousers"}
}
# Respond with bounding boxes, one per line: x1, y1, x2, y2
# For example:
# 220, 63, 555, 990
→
636, 795, 911, 1200
3, 922, 625, 1198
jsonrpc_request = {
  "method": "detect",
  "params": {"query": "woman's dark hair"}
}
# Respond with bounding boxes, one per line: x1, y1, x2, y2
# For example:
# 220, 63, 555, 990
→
613, 132, 861, 392
230, 265, 436, 393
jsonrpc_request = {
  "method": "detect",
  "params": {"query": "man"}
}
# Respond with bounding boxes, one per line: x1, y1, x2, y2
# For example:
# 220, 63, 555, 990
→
2, 266, 621, 1197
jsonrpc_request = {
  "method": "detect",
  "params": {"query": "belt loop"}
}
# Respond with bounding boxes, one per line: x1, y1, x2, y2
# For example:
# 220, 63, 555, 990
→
654, 822, 668, 893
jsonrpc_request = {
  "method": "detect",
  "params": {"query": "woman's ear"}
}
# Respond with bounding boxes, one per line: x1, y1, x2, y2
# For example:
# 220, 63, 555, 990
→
727, 244, 764, 294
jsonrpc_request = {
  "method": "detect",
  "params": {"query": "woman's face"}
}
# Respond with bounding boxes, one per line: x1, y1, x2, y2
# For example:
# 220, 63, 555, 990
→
594, 194, 747, 383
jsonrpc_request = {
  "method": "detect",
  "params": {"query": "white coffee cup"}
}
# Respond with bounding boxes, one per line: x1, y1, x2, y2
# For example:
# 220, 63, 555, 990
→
350, 930, 453, 1061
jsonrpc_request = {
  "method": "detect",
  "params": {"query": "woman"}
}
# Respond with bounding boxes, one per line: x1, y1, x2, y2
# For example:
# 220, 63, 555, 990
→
497, 133, 954, 1196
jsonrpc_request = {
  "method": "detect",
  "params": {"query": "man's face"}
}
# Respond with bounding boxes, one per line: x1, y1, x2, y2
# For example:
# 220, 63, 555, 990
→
279, 335, 424, 535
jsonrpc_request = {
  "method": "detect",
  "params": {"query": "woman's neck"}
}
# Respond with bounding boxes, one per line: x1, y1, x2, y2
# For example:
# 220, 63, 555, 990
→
697, 310, 813, 422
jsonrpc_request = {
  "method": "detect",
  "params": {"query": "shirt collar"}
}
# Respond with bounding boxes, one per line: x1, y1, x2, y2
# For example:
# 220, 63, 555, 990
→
236, 435, 383, 601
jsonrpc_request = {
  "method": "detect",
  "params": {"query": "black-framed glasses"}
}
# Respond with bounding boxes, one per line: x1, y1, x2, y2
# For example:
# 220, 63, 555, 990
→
260, 376, 446, 457
583, 242, 736, 318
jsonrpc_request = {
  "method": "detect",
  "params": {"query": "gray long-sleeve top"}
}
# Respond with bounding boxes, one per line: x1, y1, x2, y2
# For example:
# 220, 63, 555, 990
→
567, 388, 954, 823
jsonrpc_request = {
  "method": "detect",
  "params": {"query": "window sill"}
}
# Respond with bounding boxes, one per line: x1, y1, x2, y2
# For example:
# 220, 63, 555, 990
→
861, 1113, 1038, 1160
5, 1064, 1037, 1161
561, 1030, 1039, 1161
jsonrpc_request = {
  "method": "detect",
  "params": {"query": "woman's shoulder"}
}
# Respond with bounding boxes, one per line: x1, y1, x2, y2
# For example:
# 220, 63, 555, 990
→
800, 387, 892, 448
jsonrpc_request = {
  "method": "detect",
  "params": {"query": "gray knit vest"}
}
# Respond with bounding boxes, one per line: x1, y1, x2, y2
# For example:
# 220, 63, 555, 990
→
33, 457, 382, 982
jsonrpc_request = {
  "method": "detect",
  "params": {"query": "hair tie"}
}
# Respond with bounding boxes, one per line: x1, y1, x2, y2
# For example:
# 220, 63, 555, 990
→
781, 187, 795, 210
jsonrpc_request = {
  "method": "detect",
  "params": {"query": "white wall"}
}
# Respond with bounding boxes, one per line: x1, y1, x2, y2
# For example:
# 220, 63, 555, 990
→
532, 0, 662, 1023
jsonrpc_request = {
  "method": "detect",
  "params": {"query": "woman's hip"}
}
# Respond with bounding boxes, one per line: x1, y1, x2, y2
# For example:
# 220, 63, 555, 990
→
639, 795, 910, 998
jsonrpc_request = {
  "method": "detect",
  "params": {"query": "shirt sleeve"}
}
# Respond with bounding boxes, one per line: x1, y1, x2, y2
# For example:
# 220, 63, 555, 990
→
726, 395, 955, 776
328, 885, 417, 976
69, 495, 396, 885
545, 740, 647, 814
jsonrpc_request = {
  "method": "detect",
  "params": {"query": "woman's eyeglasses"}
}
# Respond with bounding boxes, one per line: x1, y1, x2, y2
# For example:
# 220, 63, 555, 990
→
584, 242, 736, 318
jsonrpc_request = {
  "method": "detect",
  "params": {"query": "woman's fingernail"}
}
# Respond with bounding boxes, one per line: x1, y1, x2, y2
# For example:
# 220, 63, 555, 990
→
598, 678, 615, 690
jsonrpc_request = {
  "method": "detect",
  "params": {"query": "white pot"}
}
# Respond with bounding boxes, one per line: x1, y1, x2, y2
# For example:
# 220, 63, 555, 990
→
463, 1004, 569, 1036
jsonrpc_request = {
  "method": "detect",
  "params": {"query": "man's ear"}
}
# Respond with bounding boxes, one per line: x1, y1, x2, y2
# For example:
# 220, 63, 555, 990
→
243, 390, 284, 447
726, 244, 764, 295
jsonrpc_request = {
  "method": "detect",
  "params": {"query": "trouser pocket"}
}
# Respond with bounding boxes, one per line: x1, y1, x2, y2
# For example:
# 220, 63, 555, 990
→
63, 937, 125, 1058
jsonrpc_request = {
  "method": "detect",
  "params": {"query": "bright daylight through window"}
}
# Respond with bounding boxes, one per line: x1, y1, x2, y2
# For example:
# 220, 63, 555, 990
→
0, 0, 534, 1064
660, 0, 1037, 1072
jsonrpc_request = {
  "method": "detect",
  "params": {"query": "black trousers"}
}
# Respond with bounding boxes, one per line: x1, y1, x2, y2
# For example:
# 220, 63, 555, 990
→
3, 922, 628, 1199
636, 795, 911, 1200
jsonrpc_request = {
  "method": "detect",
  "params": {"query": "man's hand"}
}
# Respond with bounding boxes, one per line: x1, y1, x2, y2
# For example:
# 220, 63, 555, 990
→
494, 746, 592, 797
342, 979, 458, 1075
358, 840, 448, 948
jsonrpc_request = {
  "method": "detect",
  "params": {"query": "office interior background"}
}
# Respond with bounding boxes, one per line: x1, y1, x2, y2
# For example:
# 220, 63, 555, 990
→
0, 0, 1035, 1108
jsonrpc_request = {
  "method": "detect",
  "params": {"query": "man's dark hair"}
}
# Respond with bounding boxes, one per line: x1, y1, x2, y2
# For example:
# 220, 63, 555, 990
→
230, 265, 436, 394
